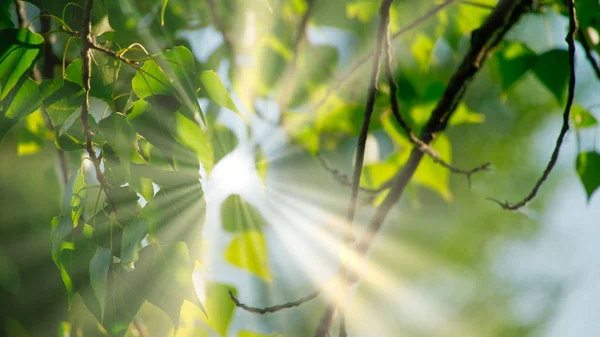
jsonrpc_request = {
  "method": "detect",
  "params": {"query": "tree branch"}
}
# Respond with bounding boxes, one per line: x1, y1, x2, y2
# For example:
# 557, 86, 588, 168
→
80, 0, 115, 211
383, 31, 490, 188
229, 288, 325, 315
353, 0, 533, 275
489, 0, 577, 210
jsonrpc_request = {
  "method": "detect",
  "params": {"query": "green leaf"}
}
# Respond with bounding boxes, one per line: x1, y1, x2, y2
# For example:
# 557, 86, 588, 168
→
450, 103, 485, 126
90, 247, 112, 322
495, 41, 537, 90
0, 28, 43, 100
40, 78, 84, 127
532, 49, 570, 104
132, 60, 172, 99
410, 33, 434, 72
211, 123, 238, 164
120, 218, 149, 267
221, 195, 265, 233
173, 112, 214, 173
146, 242, 198, 328
0, 77, 41, 143
413, 134, 453, 201
576, 151, 600, 201
101, 263, 147, 337
66, 50, 120, 106
224, 231, 272, 281
127, 99, 177, 164
199, 283, 236, 337
571, 105, 598, 128
146, 181, 206, 260
0, 3, 14, 30
134, 47, 204, 122
255, 146, 268, 184
199, 70, 239, 114
346, 1, 378, 23
99, 112, 137, 181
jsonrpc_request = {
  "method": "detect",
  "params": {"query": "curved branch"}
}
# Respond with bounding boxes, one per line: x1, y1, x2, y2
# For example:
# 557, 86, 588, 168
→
382, 27, 490, 188
80, 0, 115, 211
229, 288, 325, 315
354, 0, 533, 272
489, 0, 577, 211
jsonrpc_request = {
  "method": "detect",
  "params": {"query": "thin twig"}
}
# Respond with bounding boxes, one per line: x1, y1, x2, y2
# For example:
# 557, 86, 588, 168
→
80, 0, 116, 211
316, 154, 382, 193
311, 0, 459, 112
353, 0, 532, 273
314, 2, 394, 336
229, 288, 325, 315
383, 33, 490, 188
489, 0, 578, 211
577, 27, 600, 80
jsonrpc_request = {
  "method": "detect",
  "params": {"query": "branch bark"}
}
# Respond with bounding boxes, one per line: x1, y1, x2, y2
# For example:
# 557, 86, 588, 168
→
354, 0, 532, 262
80, 0, 115, 211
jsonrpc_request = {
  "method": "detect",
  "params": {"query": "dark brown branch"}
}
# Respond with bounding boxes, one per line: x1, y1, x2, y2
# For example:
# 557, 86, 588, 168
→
229, 289, 324, 315
382, 33, 490, 188
489, 0, 577, 211
578, 27, 600, 80
311, 0, 459, 112
353, 0, 532, 271
80, 0, 115, 211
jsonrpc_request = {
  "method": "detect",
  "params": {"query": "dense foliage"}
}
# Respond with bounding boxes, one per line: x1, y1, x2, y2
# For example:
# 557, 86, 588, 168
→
1, 0, 599, 337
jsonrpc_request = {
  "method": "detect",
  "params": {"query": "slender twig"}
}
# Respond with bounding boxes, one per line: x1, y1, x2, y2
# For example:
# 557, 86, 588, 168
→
313, 2, 394, 336
276, 0, 317, 124
229, 288, 325, 315
316, 154, 382, 193
382, 33, 490, 188
353, 0, 532, 276
489, 0, 578, 211
80, 0, 116, 211
311, 0, 459, 112
205, 0, 235, 61
577, 27, 600, 80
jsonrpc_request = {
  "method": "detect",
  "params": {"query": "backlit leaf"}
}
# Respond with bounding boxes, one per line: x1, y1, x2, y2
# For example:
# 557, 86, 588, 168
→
576, 151, 600, 201
224, 231, 272, 281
